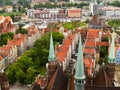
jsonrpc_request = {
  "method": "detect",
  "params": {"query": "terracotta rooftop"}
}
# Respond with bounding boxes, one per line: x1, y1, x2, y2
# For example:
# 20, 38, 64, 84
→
84, 48, 95, 55
85, 41, 96, 47
56, 33, 74, 62
8, 39, 22, 46
88, 29, 100, 38
0, 56, 3, 61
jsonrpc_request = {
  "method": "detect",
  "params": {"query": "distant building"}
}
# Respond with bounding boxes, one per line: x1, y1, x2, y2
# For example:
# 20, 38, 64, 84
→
67, 8, 81, 18
3, 6, 13, 13
99, 6, 120, 20
31, 0, 49, 6
0, 16, 15, 34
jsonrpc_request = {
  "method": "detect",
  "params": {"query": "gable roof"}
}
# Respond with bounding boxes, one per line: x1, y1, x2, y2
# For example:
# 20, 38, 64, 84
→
93, 68, 113, 87
47, 66, 68, 90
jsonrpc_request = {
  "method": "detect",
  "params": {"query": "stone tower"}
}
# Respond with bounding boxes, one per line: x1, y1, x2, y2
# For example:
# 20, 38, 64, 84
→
47, 31, 58, 81
0, 73, 9, 90
75, 33, 85, 90
107, 27, 116, 82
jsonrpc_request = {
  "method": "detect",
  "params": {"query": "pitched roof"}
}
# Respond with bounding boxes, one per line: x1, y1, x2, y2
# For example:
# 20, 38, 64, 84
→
85, 41, 96, 47
47, 66, 68, 90
7, 40, 22, 46
56, 33, 74, 62
84, 48, 95, 55
0, 56, 3, 61
93, 68, 113, 87
96, 42, 109, 46
88, 29, 100, 38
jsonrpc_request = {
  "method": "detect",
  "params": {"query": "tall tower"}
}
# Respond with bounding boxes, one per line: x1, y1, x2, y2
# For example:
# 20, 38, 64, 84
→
75, 33, 85, 90
107, 27, 116, 81
47, 31, 58, 81
0, 73, 9, 90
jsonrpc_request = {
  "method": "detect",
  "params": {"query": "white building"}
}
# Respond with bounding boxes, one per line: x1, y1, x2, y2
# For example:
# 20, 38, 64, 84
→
99, 6, 120, 20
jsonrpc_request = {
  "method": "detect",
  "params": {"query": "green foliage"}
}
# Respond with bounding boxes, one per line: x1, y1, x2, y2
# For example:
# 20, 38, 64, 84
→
0, 32, 14, 46
6, 31, 64, 85
16, 29, 28, 34
18, 6, 26, 13
15, 69, 26, 84
63, 22, 75, 30
109, 1, 120, 7
63, 21, 86, 30
34, 2, 89, 9
102, 36, 109, 42
18, 0, 31, 8
0, 0, 12, 5
99, 46, 108, 65
107, 20, 120, 28
78, 21, 86, 27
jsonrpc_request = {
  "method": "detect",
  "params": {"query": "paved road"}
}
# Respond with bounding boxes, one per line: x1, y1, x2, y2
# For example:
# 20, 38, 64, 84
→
114, 71, 120, 86
10, 82, 32, 90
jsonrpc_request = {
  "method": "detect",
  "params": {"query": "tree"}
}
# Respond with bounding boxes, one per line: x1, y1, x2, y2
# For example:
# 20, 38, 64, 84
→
99, 46, 108, 65
6, 31, 64, 85
15, 69, 26, 84
109, 1, 120, 7
16, 29, 28, 34
25, 67, 37, 84
6, 63, 19, 84
0, 0, 12, 5
0, 32, 14, 46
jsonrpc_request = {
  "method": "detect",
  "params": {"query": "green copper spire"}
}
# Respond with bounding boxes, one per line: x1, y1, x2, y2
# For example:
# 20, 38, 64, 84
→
75, 33, 85, 80
75, 33, 85, 90
48, 31, 55, 62
108, 27, 115, 63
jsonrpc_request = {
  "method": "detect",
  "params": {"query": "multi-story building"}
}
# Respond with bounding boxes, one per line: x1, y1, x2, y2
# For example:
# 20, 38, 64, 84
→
0, 16, 15, 34
67, 8, 81, 18
7, 34, 27, 56
27, 8, 81, 19
0, 45, 17, 64
99, 6, 120, 20
31, 0, 49, 6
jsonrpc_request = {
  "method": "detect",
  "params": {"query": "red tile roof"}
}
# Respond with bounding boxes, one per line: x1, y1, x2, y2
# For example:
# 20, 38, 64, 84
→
8, 40, 22, 46
0, 45, 12, 51
56, 33, 74, 62
96, 42, 109, 46
85, 41, 96, 47
84, 48, 95, 55
0, 56, 3, 61
88, 29, 100, 38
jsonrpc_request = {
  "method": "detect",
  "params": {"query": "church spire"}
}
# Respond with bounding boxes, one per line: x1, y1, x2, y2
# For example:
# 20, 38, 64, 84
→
108, 27, 115, 63
75, 33, 85, 90
48, 30, 55, 62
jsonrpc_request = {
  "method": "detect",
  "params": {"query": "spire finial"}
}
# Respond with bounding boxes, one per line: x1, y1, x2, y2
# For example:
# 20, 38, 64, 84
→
48, 27, 55, 62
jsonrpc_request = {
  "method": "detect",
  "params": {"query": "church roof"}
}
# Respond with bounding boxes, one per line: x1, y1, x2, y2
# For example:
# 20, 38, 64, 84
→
93, 68, 113, 87
47, 66, 68, 90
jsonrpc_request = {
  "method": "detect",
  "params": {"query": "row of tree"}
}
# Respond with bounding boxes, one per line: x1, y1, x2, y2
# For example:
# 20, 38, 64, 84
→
34, 2, 89, 9
108, 1, 120, 7
5, 31, 64, 84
